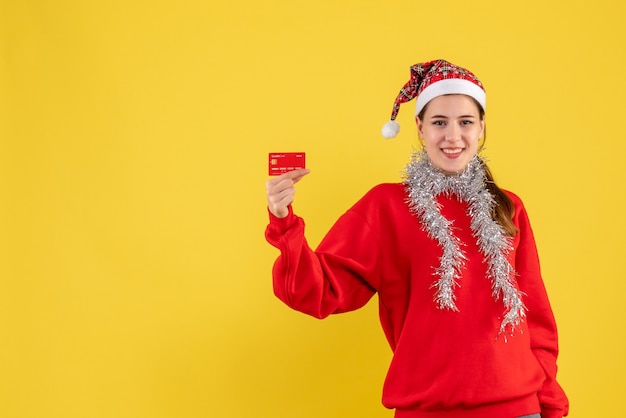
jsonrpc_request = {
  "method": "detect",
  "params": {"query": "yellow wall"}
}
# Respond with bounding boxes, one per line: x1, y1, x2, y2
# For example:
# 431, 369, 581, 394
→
1, 1, 624, 417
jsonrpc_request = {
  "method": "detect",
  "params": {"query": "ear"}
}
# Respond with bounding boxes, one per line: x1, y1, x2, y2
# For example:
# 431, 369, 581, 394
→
415, 116, 424, 137
479, 115, 486, 138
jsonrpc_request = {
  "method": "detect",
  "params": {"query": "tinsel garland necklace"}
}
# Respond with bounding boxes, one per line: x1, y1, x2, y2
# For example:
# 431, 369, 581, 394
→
403, 150, 526, 336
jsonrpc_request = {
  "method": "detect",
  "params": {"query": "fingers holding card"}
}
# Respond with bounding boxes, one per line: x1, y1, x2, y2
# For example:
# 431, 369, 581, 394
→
266, 152, 308, 218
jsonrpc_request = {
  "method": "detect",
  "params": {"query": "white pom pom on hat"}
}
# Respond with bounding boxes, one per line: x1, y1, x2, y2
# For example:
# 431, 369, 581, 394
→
381, 59, 486, 139
381, 120, 400, 139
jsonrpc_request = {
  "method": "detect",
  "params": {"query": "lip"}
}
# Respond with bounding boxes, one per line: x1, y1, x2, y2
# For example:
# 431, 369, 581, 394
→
441, 148, 464, 159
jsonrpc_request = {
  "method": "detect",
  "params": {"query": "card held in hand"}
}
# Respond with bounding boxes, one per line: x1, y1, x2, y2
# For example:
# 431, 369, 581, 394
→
268, 152, 306, 176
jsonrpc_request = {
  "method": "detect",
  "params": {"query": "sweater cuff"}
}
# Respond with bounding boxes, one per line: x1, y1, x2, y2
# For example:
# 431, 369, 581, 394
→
265, 205, 301, 240
267, 204, 295, 224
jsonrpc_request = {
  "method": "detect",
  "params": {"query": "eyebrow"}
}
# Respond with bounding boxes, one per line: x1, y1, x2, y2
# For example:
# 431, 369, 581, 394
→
430, 114, 476, 119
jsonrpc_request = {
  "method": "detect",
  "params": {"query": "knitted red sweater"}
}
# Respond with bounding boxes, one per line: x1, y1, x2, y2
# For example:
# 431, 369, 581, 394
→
265, 183, 568, 418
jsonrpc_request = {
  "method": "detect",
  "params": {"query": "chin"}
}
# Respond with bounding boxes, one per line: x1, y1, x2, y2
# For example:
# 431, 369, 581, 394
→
436, 161, 470, 174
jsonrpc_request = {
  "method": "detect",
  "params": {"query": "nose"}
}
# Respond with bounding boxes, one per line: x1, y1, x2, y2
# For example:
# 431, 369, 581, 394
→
445, 124, 461, 142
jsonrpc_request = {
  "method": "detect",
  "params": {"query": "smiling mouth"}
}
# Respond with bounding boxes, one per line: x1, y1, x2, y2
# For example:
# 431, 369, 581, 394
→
442, 148, 464, 155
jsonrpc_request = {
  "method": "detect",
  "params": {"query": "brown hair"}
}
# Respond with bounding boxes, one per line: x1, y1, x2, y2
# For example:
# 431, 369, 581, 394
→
483, 164, 518, 237
417, 96, 518, 237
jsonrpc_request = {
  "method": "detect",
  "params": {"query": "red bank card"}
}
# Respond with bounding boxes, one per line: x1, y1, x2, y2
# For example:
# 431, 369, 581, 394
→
268, 152, 306, 176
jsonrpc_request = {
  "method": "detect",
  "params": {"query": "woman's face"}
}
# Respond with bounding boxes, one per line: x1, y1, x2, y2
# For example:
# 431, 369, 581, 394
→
416, 94, 485, 174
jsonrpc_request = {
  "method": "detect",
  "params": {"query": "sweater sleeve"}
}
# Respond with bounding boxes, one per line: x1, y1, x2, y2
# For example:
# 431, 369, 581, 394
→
514, 200, 569, 418
264, 202, 379, 319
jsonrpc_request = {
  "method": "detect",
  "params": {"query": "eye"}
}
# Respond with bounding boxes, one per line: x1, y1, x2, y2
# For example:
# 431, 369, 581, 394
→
432, 120, 445, 126
460, 120, 474, 125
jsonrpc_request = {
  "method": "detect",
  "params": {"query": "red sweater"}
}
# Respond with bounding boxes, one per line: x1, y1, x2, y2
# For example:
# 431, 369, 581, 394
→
265, 183, 568, 418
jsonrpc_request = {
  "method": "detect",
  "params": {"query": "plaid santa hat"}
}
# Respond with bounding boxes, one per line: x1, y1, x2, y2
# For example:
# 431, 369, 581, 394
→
381, 59, 486, 139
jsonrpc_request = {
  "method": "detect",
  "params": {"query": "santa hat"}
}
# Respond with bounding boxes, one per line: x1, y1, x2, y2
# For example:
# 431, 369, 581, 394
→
381, 59, 486, 139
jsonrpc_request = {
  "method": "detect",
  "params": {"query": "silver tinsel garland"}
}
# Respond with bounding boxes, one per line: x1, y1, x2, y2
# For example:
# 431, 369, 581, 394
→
403, 150, 526, 336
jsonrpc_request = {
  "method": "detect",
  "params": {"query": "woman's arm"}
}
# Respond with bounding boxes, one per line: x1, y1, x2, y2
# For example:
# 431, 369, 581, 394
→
513, 199, 569, 417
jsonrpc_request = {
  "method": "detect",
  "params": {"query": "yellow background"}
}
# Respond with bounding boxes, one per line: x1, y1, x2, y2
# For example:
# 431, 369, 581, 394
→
1, 1, 624, 417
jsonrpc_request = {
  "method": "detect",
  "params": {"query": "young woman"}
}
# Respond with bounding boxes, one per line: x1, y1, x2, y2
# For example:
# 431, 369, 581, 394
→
265, 59, 568, 418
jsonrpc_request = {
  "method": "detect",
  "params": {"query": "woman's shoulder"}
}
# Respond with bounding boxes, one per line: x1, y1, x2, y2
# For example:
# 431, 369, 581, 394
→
348, 183, 406, 211
364, 182, 405, 193
502, 188, 523, 204
501, 189, 529, 216
363, 183, 406, 200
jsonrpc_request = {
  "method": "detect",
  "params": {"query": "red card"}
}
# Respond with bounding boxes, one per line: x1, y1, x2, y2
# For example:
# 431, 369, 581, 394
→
268, 152, 306, 176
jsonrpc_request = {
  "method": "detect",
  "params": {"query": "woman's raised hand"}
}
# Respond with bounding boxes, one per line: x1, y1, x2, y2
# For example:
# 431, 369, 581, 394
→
265, 169, 310, 218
